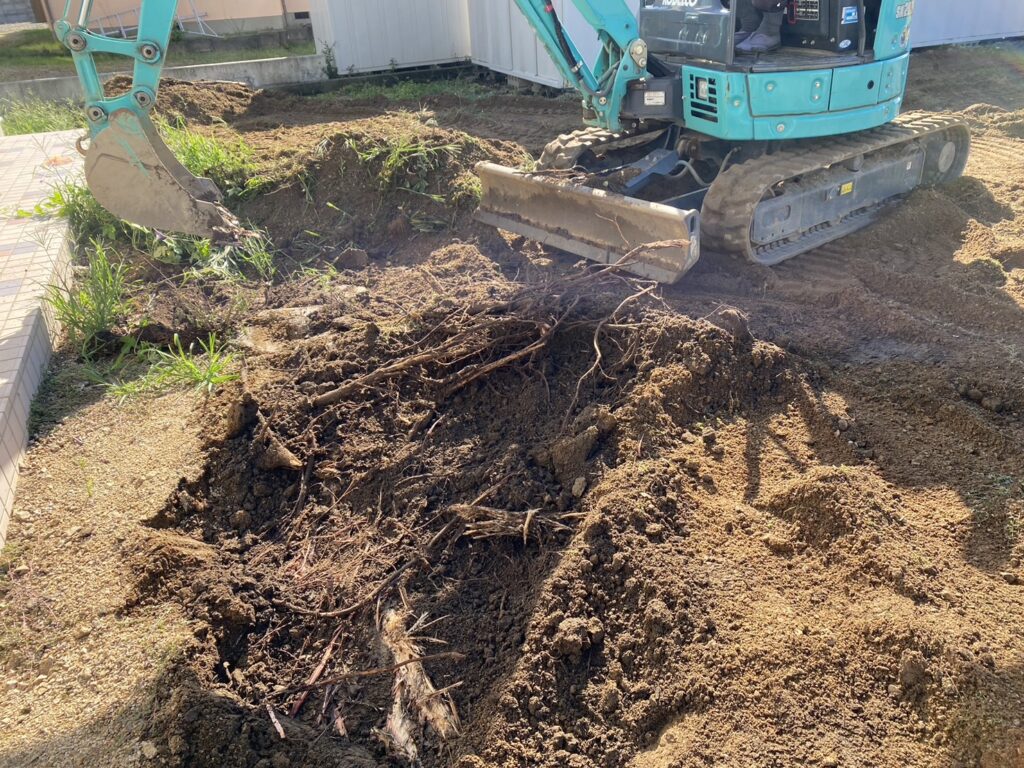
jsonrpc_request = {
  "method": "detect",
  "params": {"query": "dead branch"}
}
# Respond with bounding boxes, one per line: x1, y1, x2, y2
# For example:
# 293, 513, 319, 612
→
266, 704, 287, 740
289, 624, 343, 717
448, 504, 569, 542
380, 608, 460, 743
279, 557, 425, 619
271, 651, 466, 696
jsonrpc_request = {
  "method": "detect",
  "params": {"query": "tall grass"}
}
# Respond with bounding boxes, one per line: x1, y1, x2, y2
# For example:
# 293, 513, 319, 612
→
158, 117, 268, 200
45, 243, 131, 358
348, 134, 459, 193
0, 98, 84, 135
20, 121, 276, 281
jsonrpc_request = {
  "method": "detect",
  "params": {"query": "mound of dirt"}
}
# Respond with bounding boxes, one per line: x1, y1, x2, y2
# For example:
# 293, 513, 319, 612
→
761, 465, 902, 546
104, 77, 279, 125
126, 241, 803, 766
12, 46, 1024, 768
238, 112, 529, 249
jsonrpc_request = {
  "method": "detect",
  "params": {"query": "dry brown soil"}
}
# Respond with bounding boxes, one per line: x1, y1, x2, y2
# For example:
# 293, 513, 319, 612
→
2, 43, 1024, 768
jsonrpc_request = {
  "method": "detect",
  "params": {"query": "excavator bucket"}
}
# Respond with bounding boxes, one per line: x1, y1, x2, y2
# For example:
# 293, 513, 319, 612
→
474, 162, 700, 284
84, 110, 242, 239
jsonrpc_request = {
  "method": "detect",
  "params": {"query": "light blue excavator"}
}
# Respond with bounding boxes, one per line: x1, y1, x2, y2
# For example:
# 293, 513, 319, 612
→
475, 0, 971, 282
53, 0, 242, 238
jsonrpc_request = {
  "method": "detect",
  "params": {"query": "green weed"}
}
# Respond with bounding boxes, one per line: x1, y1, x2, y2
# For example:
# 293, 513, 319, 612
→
0, 97, 85, 135
45, 242, 132, 358
348, 134, 459, 194
166, 232, 276, 281
449, 173, 482, 206
24, 177, 275, 280
109, 333, 237, 399
18, 178, 137, 247
158, 117, 267, 200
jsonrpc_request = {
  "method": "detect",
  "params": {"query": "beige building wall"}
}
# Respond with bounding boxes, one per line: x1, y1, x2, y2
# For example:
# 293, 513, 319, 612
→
47, 0, 312, 32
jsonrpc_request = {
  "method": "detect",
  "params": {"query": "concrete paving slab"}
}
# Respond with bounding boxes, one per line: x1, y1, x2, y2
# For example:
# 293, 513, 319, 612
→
0, 129, 81, 547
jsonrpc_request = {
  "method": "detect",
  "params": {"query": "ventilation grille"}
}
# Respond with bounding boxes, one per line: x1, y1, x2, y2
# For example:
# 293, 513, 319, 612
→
793, 0, 821, 21
688, 74, 719, 124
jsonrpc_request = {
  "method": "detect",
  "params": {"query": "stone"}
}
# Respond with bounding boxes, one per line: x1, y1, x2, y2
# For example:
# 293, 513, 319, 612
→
336, 247, 370, 270
981, 396, 1003, 412
140, 741, 158, 760
571, 476, 587, 498
73, 624, 92, 640
231, 509, 253, 531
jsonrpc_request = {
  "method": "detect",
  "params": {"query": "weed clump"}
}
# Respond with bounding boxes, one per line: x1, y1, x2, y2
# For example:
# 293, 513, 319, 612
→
109, 333, 238, 400
331, 77, 493, 103
45, 242, 131, 358
158, 117, 269, 200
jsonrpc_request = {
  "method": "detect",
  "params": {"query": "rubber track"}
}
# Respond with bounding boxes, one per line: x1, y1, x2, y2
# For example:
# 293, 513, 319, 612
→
700, 111, 972, 263
538, 126, 650, 170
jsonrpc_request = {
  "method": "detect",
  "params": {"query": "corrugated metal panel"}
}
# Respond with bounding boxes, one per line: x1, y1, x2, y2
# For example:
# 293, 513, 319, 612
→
312, 0, 471, 74
470, 0, 640, 87
912, 0, 1024, 47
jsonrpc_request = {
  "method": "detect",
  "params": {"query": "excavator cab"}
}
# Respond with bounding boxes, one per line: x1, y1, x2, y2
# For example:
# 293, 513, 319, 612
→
638, 0, 885, 63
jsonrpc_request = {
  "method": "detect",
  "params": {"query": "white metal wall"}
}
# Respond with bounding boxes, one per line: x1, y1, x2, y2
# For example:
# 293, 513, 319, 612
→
469, 0, 640, 87
309, 0, 471, 74
911, 1, 1024, 47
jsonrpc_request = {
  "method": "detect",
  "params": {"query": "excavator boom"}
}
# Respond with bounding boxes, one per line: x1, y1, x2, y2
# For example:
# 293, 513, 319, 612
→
55, 0, 240, 237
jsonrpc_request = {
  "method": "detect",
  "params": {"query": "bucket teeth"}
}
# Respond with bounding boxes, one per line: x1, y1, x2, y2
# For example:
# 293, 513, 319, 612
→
84, 110, 243, 239
474, 162, 700, 284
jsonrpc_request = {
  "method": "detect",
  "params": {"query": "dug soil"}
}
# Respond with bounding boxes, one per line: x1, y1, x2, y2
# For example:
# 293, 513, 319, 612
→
4, 45, 1024, 768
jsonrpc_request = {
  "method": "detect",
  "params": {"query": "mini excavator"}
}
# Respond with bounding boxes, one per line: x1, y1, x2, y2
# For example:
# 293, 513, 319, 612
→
55, 1, 969, 283
475, 0, 971, 282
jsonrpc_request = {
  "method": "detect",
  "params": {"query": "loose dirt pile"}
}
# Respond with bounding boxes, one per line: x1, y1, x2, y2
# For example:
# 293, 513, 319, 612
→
3, 45, 1024, 768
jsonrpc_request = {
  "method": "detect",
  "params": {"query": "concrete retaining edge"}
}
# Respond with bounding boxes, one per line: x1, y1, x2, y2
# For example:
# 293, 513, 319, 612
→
0, 53, 327, 104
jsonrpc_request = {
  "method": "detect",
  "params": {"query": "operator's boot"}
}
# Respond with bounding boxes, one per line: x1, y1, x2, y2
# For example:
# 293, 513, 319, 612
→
735, 0, 762, 45
736, 11, 783, 53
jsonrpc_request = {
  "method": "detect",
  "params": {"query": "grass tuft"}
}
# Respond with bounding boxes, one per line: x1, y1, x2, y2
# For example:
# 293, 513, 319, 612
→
158, 117, 267, 200
109, 333, 237, 399
45, 242, 131, 358
0, 97, 85, 135
348, 134, 459, 194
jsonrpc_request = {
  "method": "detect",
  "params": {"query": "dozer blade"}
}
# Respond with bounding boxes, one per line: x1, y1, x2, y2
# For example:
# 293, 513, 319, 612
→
475, 162, 700, 284
84, 110, 243, 239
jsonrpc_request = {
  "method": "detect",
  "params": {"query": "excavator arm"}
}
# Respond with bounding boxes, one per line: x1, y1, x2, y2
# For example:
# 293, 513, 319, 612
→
509, 0, 649, 131
55, 1, 239, 237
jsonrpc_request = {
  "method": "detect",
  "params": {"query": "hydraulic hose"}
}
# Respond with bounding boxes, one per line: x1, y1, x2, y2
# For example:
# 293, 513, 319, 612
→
544, 2, 601, 98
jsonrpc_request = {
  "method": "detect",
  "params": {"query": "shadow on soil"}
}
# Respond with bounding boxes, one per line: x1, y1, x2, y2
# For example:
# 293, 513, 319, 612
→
0, 662, 380, 768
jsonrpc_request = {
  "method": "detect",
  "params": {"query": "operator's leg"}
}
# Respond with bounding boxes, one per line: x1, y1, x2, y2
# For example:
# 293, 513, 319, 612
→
735, 0, 761, 45
737, 0, 784, 53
